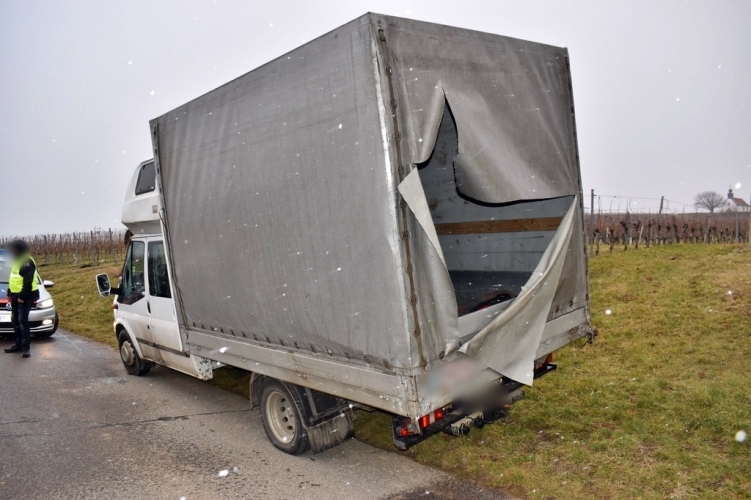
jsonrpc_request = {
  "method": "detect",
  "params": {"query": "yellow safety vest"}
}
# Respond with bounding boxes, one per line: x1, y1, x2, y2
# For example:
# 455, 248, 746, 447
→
9, 255, 39, 294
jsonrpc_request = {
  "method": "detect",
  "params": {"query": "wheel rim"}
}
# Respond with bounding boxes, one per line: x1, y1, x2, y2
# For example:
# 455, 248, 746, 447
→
265, 390, 296, 444
120, 340, 136, 366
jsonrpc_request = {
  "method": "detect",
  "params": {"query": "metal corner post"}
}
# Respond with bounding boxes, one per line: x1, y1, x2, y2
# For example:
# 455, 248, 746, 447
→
150, 122, 191, 350
374, 20, 427, 370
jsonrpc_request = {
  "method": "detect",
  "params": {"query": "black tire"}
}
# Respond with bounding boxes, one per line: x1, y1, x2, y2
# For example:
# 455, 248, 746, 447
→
117, 329, 151, 376
259, 379, 309, 455
34, 313, 58, 338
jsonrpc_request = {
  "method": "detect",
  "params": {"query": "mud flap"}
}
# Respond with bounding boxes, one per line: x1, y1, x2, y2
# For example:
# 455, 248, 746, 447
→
279, 380, 355, 454
307, 410, 355, 454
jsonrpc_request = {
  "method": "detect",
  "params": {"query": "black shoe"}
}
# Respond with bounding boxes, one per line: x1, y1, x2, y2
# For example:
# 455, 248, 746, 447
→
4, 346, 21, 353
21, 352, 30, 358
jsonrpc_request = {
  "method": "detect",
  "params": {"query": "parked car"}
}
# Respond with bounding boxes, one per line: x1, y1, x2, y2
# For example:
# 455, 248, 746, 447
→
0, 256, 58, 338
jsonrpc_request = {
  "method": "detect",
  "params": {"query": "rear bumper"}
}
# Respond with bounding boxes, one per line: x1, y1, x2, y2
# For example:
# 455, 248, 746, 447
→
392, 362, 557, 450
0, 307, 57, 334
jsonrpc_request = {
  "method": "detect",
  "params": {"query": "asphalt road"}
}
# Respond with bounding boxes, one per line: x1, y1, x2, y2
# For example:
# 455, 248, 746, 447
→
0, 330, 506, 500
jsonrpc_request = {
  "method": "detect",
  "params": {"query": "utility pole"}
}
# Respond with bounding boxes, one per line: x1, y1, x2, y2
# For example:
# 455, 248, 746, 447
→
590, 189, 595, 257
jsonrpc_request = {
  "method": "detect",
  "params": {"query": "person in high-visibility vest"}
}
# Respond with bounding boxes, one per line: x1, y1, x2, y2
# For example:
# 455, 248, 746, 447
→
4, 240, 39, 358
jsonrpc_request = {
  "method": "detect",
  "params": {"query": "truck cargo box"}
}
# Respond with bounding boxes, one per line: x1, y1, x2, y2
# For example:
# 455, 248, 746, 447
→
149, 13, 590, 419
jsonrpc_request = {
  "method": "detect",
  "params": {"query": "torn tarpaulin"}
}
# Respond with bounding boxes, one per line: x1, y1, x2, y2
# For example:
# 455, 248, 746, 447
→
459, 197, 578, 384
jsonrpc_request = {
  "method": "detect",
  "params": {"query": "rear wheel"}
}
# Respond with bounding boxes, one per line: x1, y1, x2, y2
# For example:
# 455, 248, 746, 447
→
117, 330, 151, 376
260, 379, 309, 455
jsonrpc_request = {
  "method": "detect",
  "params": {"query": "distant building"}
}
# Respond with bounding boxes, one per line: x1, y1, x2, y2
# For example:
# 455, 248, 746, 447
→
724, 188, 750, 212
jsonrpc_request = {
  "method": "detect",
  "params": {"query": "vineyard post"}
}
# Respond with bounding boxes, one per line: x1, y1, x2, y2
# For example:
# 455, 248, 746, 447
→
704, 213, 711, 244
623, 210, 631, 251
91, 230, 98, 266
109, 228, 115, 264
589, 189, 594, 257
73, 233, 78, 266
44, 235, 49, 265
656, 196, 664, 245
735, 210, 740, 243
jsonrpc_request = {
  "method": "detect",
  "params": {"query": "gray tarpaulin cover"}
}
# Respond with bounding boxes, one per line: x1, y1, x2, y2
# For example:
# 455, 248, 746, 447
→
152, 13, 588, 384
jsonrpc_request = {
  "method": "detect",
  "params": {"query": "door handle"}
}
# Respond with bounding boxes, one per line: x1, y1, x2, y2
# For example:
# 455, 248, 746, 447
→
147, 301, 151, 314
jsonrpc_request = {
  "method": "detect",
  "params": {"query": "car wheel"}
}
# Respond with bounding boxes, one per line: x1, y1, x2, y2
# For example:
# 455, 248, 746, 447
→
260, 379, 309, 455
117, 329, 151, 376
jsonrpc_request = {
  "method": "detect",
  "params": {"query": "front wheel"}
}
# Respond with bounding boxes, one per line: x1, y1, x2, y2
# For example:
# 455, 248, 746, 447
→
117, 330, 151, 376
260, 379, 309, 455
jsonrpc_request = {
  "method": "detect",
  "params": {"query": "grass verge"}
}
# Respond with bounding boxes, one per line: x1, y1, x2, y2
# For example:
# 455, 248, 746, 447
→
38, 244, 751, 499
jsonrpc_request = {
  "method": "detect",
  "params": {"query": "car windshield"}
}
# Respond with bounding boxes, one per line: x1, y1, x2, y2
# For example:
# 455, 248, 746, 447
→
0, 260, 10, 284
0, 261, 8, 296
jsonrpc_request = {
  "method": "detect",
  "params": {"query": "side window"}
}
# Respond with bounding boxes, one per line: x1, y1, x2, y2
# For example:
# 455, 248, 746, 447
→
147, 241, 172, 299
131, 242, 145, 294
119, 241, 145, 302
120, 244, 133, 298
135, 161, 156, 195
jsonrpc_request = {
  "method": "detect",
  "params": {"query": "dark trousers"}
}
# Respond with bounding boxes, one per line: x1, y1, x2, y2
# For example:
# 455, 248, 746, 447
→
11, 299, 31, 352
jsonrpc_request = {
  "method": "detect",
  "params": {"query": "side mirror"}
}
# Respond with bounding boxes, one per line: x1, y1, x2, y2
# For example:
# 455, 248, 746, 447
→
96, 274, 111, 297
43, 279, 55, 288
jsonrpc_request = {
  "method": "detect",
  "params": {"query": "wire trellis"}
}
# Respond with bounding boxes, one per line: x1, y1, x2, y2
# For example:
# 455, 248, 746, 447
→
584, 194, 749, 254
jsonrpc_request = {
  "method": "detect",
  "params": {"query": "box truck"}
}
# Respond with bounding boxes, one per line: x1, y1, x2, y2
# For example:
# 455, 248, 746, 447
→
96, 13, 591, 454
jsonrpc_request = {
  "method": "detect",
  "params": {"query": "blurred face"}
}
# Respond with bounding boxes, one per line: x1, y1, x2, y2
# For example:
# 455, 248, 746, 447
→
8, 245, 23, 259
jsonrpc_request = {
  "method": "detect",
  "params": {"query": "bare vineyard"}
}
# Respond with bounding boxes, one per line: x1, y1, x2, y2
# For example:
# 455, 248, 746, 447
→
585, 210, 749, 254
0, 229, 128, 267
3, 201, 748, 268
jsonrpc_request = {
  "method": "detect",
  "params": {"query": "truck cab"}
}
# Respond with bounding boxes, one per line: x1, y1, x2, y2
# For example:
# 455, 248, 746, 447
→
96, 160, 211, 379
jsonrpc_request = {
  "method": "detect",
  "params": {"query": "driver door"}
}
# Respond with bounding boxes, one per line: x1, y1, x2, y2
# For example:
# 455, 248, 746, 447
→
117, 241, 157, 360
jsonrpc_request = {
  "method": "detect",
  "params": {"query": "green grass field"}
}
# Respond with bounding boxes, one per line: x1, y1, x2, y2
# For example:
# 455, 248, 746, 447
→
38, 244, 751, 499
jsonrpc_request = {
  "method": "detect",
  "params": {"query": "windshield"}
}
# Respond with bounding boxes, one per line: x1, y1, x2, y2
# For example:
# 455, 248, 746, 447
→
0, 261, 9, 284
0, 261, 8, 297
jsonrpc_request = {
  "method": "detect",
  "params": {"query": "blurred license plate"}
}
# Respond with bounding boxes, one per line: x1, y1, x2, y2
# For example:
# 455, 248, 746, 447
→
0, 314, 10, 323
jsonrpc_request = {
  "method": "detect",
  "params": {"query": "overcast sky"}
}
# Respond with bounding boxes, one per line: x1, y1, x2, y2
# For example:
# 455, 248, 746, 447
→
1, 0, 749, 235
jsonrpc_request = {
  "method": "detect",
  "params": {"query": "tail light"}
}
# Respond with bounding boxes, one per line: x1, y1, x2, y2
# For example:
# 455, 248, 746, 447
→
396, 419, 417, 438
397, 406, 450, 438
418, 407, 449, 430
535, 353, 553, 370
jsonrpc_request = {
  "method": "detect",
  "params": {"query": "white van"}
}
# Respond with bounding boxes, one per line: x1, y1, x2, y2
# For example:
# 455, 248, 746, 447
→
97, 14, 591, 455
